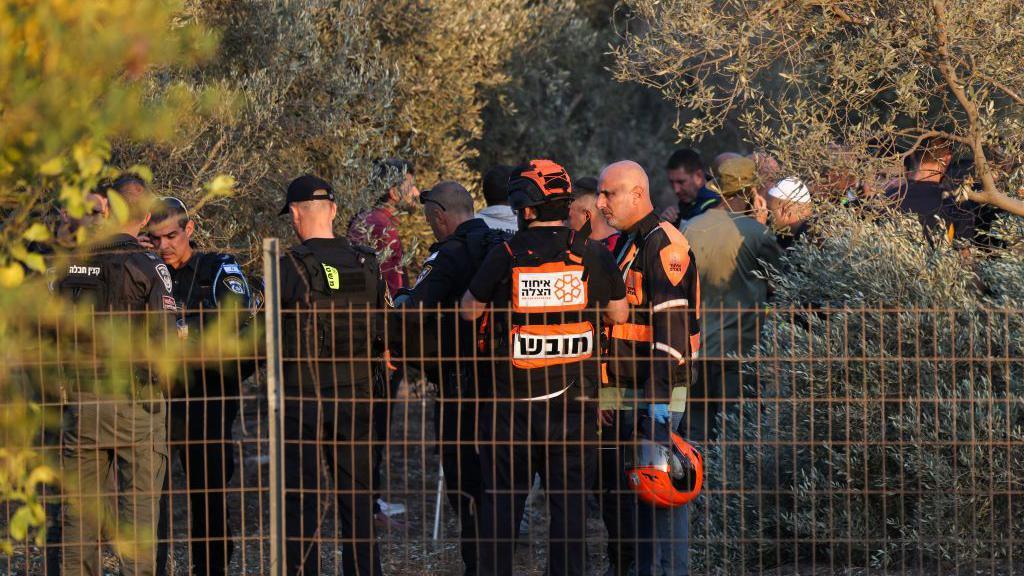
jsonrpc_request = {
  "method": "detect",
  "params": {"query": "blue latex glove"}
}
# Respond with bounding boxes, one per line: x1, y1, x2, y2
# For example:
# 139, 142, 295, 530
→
649, 403, 671, 424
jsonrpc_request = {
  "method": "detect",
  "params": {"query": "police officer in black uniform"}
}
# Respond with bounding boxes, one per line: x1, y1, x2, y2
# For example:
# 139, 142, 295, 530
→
394, 181, 508, 576
145, 197, 253, 576
461, 160, 629, 576
278, 175, 388, 576
56, 174, 177, 576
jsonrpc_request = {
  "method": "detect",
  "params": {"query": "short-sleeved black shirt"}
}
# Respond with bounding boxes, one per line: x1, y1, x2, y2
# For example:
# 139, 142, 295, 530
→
468, 226, 626, 399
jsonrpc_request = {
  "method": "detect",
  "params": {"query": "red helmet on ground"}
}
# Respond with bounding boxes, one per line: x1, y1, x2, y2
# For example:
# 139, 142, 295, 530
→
507, 159, 573, 212
626, 433, 703, 508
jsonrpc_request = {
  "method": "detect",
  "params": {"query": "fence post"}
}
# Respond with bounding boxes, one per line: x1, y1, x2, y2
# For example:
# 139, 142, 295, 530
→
263, 238, 286, 576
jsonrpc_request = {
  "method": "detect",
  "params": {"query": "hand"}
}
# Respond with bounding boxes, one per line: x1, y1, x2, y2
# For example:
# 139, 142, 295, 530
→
659, 205, 680, 223
137, 233, 155, 250
598, 408, 616, 427
649, 403, 671, 424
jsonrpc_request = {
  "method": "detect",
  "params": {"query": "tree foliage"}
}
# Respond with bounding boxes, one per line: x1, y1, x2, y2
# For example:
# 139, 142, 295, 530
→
1, 0, 232, 553
477, 0, 678, 181
112, 0, 400, 259
614, 0, 1024, 214
693, 208, 1024, 572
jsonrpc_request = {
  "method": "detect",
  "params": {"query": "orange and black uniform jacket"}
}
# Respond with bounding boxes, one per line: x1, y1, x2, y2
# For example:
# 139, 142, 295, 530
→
604, 212, 701, 412
467, 226, 626, 400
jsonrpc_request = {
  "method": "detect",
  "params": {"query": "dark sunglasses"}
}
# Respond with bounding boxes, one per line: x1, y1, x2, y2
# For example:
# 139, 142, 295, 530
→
418, 189, 446, 212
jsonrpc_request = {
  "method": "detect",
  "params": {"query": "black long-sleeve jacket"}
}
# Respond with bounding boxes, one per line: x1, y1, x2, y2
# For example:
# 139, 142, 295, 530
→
605, 212, 701, 411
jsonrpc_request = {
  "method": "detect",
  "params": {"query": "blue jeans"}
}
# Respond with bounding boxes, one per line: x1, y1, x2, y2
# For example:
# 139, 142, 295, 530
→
635, 411, 689, 576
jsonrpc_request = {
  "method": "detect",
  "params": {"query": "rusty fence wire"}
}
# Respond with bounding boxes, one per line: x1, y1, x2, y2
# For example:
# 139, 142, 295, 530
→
2, 246, 1023, 575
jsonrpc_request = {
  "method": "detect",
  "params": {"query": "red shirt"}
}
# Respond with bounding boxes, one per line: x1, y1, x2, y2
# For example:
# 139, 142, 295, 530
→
347, 206, 406, 297
600, 232, 622, 254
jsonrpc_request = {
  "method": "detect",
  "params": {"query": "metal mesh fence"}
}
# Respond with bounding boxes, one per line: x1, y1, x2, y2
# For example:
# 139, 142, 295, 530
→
2, 243, 1023, 575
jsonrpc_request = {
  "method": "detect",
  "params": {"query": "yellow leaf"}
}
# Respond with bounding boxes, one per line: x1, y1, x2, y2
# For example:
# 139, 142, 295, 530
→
39, 157, 64, 176
22, 223, 51, 243
107, 190, 129, 224
73, 142, 104, 178
125, 165, 153, 183
27, 466, 58, 488
0, 264, 25, 288
8, 506, 35, 541
10, 244, 46, 273
205, 174, 236, 198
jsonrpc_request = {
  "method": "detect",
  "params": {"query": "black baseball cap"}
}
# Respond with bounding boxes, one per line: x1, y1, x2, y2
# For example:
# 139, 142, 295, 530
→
279, 175, 336, 215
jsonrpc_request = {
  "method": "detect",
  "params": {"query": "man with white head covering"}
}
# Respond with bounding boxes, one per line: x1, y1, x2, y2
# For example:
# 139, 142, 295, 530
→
766, 177, 813, 249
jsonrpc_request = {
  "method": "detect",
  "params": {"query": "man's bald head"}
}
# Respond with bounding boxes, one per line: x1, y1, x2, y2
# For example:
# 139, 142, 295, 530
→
596, 160, 654, 231
422, 181, 475, 217
421, 180, 476, 241
711, 152, 743, 178
600, 161, 650, 196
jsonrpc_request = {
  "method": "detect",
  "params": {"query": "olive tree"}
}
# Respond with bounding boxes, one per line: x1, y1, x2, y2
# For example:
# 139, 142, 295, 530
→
614, 0, 1024, 212
1, 0, 230, 557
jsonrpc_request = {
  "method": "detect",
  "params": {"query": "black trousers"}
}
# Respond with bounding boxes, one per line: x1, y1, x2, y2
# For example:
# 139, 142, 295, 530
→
599, 412, 637, 576
478, 393, 597, 576
436, 370, 484, 576
284, 394, 381, 576
156, 382, 239, 576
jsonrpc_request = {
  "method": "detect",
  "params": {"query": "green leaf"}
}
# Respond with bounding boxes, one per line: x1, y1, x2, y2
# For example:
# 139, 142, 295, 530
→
0, 263, 25, 288
72, 143, 104, 178
27, 465, 58, 488
107, 190, 129, 224
22, 223, 51, 243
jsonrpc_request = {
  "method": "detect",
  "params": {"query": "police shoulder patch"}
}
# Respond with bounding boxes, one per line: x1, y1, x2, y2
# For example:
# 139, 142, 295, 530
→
222, 263, 242, 275
222, 275, 247, 295
155, 263, 173, 293
414, 265, 432, 288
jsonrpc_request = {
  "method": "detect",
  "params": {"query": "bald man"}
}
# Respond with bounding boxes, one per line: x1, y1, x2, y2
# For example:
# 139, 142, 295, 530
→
278, 175, 388, 576
596, 160, 702, 576
397, 180, 508, 576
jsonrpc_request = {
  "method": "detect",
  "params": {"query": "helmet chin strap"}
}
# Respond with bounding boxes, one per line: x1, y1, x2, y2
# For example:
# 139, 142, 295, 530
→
578, 214, 593, 240
516, 209, 531, 230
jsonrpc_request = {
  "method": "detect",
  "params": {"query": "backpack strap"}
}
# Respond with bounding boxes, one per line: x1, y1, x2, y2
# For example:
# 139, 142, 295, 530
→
567, 230, 588, 265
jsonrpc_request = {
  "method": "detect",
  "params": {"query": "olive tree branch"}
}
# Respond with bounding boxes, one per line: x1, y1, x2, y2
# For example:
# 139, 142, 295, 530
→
931, 0, 1024, 216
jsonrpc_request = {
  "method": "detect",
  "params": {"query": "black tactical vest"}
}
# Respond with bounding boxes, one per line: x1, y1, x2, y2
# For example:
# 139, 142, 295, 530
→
56, 242, 148, 310
282, 243, 380, 363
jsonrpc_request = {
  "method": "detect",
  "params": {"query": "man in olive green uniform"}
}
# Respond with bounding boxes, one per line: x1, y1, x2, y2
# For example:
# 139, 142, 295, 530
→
56, 175, 177, 576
